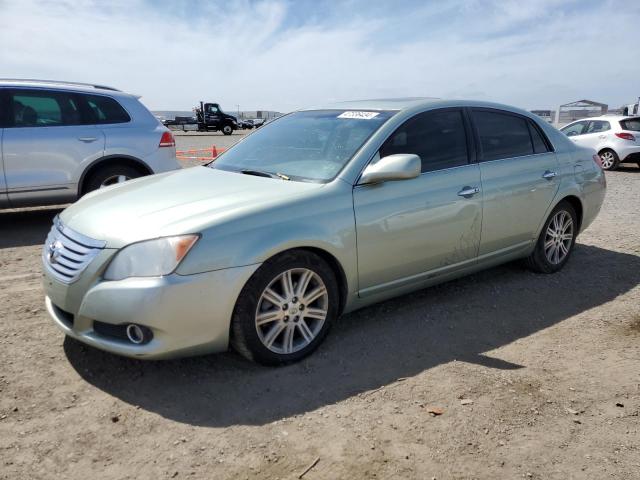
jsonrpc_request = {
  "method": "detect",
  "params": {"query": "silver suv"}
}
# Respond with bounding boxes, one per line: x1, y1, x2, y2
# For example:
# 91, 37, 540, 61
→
0, 79, 180, 209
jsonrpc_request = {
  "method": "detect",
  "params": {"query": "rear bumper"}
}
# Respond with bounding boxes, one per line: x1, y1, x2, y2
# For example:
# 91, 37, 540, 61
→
620, 151, 640, 163
44, 264, 259, 359
617, 145, 640, 162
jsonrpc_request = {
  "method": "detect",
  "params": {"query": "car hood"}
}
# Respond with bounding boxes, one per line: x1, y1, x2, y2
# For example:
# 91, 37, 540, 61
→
61, 167, 324, 247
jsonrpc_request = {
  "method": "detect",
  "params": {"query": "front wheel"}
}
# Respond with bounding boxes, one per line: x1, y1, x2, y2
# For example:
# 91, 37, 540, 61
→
525, 201, 578, 273
230, 251, 339, 365
222, 124, 233, 135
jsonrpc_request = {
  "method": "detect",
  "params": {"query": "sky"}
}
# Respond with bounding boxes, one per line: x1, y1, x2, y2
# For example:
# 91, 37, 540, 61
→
1, 0, 639, 113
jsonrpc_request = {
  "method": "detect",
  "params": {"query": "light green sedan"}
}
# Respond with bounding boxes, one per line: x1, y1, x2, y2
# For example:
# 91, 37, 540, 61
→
42, 99, 606, 364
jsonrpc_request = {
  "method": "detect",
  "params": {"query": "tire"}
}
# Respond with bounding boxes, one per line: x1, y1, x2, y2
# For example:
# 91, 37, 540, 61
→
230, 250, 339, 365
222, 124, 233, 135
525, 201, 578, 274
598, 149, 619, 170
83, 164, 144, 194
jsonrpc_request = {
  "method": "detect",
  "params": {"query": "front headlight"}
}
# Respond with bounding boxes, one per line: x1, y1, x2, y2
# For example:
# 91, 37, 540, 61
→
104, 235, 199, 281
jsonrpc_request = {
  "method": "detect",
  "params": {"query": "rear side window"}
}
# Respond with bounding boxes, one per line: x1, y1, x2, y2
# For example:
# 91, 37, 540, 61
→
620, 118, 640, 131
81, 94, 130, 124
380, 109, 469, 172
472, 110, 534, 161
585, 120, 610, 133
10, 90, 83, 127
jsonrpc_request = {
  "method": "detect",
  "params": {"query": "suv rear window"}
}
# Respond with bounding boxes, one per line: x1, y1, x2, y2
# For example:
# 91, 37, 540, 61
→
620, 118, 640, 132
81, 94, 130, 124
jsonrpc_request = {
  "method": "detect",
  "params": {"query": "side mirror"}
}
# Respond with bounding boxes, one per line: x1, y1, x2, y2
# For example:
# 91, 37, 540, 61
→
358, 154, 421, 185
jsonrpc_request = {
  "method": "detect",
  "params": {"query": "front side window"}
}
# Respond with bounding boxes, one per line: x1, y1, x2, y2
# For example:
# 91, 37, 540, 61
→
473, 110, 534, 161
81, 94, 130, 124
561, 121, 588, 137
211, 109, 395, 182
380, 109, 469, 172
585, 120, 610, 134
10, 90, 82, 127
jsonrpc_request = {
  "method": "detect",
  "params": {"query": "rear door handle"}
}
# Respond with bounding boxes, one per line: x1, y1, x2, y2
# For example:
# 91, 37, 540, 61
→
78, 137, 98, 143
457, 186, 480, 198
542, 170, 557, 180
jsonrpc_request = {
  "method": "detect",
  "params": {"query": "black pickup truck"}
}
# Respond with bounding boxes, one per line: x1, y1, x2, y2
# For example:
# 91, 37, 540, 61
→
194, 102, 238, 135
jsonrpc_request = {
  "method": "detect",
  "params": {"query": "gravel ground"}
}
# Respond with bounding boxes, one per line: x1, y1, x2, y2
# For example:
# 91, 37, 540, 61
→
0, 156, 639, 479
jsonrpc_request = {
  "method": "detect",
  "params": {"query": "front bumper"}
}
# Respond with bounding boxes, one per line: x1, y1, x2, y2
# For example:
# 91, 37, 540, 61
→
44, 263, 259, 359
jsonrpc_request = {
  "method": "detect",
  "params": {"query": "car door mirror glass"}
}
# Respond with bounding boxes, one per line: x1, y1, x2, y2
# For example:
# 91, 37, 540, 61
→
358, 153, 421, 185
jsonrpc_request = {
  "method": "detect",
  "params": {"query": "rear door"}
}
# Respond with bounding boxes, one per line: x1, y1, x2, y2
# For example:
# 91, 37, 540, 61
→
579, 120, 611, 151
354, 108, 482, 296
471, 108, 559, 257
3, 88, 105, 207
0, 89, 9, 207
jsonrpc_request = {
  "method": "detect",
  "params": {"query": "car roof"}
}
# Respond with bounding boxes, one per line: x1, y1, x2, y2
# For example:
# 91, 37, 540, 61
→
566, 115, 636, 123
302, 97, 540, 118
0, 79, 134, 98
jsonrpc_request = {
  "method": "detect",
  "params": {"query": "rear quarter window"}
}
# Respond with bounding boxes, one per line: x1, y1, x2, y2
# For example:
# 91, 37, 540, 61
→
81, 94, 130, 124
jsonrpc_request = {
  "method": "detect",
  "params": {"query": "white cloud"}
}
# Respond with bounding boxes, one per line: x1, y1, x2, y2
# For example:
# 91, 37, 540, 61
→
0, 0, 638, 112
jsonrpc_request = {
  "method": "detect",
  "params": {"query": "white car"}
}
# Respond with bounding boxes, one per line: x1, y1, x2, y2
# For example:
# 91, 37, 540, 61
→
560, 116, 640, 170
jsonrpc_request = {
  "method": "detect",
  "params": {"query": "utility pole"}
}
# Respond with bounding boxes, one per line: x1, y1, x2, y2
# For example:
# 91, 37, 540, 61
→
236, 104, 240, 119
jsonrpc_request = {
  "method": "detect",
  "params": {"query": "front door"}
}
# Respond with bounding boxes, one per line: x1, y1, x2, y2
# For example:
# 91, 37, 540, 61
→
354, 108, 482, 296
471, 109, 560, 257
3, 88, 104, 206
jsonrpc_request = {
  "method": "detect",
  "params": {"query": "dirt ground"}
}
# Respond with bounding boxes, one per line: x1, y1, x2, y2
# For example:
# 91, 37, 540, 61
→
1, 157, 639, 479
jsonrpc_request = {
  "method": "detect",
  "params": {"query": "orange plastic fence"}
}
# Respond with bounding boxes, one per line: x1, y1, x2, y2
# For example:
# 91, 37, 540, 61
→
176, 146, 226, 162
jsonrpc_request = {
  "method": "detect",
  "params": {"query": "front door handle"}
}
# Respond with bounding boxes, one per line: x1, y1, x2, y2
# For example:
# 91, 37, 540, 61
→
78, 137, 98, 143
542, 170, 557, 180
457, 186, 480, 198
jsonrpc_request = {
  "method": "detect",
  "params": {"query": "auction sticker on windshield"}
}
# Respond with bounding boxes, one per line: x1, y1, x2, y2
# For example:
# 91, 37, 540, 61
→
337, 111, 380, 119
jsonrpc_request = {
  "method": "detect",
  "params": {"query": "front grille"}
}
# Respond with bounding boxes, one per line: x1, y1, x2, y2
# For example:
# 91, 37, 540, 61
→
42, 216, 106, 284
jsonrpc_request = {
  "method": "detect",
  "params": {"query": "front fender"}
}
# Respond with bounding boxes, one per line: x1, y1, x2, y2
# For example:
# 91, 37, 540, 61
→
175, 182, 358, 295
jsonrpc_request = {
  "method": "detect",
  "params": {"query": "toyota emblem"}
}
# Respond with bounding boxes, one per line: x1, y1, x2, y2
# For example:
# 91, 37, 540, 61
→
47, 240, 63, 264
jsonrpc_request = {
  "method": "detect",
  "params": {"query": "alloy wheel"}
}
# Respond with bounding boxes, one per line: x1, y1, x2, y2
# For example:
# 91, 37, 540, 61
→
599, 151, 615, 169
100, 175, 130, 188
544, 210, 574, 265
255, 268, 328, 354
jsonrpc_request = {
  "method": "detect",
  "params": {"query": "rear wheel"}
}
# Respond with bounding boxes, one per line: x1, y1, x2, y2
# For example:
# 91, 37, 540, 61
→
230, 250, 339, 365
525, 201, 578, 273
83, 164, 144, 194
598, 149, 619, 170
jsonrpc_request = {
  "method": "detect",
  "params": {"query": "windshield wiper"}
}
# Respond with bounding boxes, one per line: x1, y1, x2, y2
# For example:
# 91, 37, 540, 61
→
240, 169, 276, 178
240, 169, 290, 181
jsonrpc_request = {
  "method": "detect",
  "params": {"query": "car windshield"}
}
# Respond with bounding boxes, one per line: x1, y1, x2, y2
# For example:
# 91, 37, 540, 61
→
210, 109, 395, 182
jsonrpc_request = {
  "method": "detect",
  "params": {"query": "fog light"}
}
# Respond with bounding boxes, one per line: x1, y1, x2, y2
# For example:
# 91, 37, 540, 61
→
126, 324, 146, 344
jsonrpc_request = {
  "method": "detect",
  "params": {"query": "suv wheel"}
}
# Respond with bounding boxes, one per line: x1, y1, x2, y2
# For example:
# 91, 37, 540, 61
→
598, 149, 619, 170
83, 164, 144, 194
230, 250, 339, 365
525, 201, 578, 274
222, 124, 233, 135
